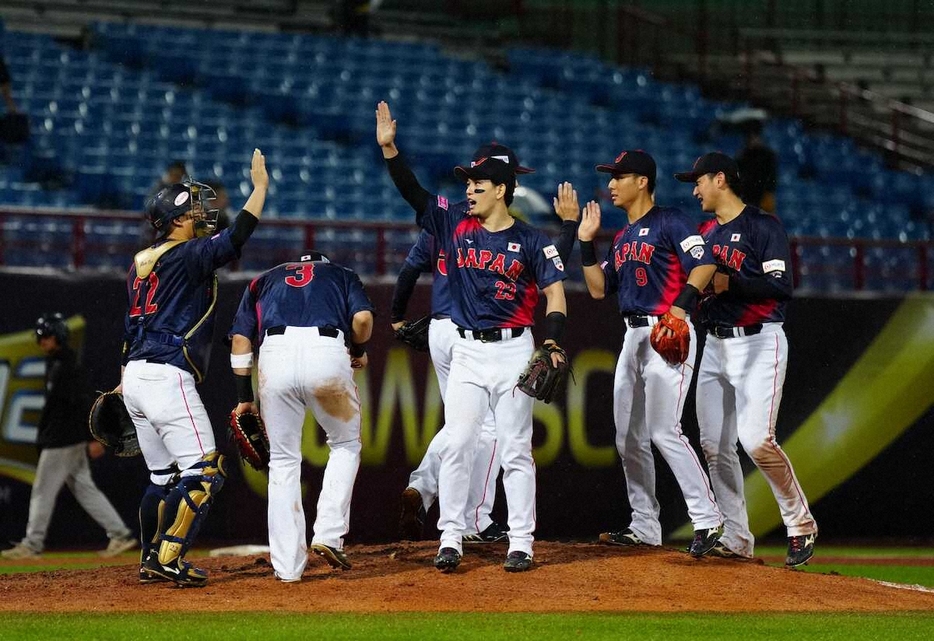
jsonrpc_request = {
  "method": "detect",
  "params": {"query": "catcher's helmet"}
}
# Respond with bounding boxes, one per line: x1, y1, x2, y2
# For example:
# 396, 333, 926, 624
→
145, 178, 219, 237
35, 312, 69, 344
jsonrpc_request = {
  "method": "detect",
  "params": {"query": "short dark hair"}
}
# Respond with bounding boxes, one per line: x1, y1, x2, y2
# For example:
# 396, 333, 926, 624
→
167, 160, 187, 173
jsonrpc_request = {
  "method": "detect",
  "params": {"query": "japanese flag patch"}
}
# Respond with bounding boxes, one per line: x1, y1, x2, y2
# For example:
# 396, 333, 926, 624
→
437, 195, 449, 210
731, 233, 741, 242
543, 244, 558, 259
638, 228, 650, 237
763, 259, 786, 274
508, 242, 522, 252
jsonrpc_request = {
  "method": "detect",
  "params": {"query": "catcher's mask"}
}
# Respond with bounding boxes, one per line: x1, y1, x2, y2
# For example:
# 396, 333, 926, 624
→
35, 312, 69, 345
145, 178, 219, 238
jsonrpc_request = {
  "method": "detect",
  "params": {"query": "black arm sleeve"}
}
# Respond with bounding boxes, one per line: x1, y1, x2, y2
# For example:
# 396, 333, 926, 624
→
554, 219, 579, 264
386, 154, 431, 215
729, 272, 792, 301
390, 263, 422, 323
228, 209, 259, 249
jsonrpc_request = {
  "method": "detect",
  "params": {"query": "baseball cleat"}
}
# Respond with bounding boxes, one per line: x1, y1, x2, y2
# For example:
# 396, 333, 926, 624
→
785, 533, 816, 568
463, 522, 509, 544
398, 487, 426, 541
688, 527, 722, 557
139, 564, 170, 584
708, 540, 743, 559
433, 547, 462, 573
0, 543, 41, 559
503, 551, 533, 572
310, 543, 352, 570
598, 528, 645, 546
142, 554, 208, 587
100, 535, 138, 558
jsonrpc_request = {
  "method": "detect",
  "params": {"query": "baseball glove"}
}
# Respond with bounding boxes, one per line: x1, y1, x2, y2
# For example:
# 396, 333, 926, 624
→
650, 312, 691, 366
88, 391, 140, 457
394, 316, 431, 352
229, 409, 270, 470
516, 343, 570, 404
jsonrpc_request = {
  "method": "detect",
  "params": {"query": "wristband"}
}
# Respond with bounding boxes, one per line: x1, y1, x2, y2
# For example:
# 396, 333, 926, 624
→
672, 283, 700, 311
350, 342, 368, 358
580, 240, 597, 267
543, 311, 566, 343
230, 352, 253, 369
234, 374, 254, 403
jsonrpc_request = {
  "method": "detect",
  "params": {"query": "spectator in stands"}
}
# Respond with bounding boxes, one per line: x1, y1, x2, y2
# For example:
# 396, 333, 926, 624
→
205, 181, 232, 231
333, 0, 382, 37
148, 160, 187, 200
0, 55, 18, 114
736, 120, 778, 214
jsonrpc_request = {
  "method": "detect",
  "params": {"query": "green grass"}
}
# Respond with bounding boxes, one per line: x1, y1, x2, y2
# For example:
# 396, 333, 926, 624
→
1, 613, 934, 641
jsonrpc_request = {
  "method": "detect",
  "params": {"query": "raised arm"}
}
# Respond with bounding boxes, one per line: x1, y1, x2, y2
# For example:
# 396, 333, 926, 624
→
578, 201, 607, 300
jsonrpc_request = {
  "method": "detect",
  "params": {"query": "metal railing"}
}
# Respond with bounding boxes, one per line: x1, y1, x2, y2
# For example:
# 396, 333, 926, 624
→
1, 208, 931, 292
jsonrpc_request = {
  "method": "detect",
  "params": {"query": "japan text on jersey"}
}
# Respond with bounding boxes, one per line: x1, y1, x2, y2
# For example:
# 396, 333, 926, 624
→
418, 197, 565, 330
698, 206, 793, 327
600, 206, 713, 316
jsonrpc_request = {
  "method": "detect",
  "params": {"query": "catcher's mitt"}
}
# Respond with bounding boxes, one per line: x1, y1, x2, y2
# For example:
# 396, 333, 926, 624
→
229, 409, 270, 470
650, 312, 691, 365
88, 391, 140, 457
516, 343, 570, 404
394, 316, 431, 352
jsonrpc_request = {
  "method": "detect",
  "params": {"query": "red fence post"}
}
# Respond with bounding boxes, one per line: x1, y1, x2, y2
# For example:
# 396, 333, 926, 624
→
303, 223, 316, 255
853, 241, 865, 290
375, 228, 387, 277
790, 238, 801, 289
72, 216, 86, 268
919, 243, 929, 291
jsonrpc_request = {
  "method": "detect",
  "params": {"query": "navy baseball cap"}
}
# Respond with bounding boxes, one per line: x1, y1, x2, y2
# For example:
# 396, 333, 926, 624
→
674, 152, 740, 183
454, 142, 535, 184
299, 250, 330, 263
595, 150, 657, 182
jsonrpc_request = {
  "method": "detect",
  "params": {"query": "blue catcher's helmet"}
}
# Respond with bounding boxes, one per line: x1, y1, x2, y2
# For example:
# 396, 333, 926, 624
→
35, 312, 69, 345
145, 179, 219, 237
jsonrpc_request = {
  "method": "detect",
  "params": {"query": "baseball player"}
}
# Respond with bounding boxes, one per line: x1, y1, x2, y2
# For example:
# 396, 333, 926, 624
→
394, 207, 580, 543
1, 314, 137, 560
377, 101, 568, 573
119, 149, 268, 587
229, 249, 374, 581
572, 150, 723, 557
674, 152, 817, 567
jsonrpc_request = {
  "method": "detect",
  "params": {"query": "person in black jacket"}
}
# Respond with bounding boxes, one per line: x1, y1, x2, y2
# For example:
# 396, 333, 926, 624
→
1, 313, 136, 559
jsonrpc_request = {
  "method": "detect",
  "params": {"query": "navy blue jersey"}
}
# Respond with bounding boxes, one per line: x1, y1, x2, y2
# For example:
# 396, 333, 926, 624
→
420, 195, 566, 330
229, 260, 373, 345
600, 206, 714, 316
123, 231, 239, 382
405, 229, 452, 318
698, 206, 793, 327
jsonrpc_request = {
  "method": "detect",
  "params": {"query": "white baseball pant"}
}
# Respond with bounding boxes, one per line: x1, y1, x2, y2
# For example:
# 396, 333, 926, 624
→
613, 318, 721, 545
696, 323, 817, 558
258, 327, 362, 581
123, 360, 217, 484
437, 330, 535, 556
407, 318, 500, 534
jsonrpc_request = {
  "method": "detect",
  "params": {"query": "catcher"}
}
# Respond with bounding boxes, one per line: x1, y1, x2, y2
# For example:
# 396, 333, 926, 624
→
571, 150, 724, 558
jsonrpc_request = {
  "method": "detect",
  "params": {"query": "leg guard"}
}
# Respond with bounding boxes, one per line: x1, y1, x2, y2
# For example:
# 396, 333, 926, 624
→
139, 482, 172, 563
156, 452, 226, 566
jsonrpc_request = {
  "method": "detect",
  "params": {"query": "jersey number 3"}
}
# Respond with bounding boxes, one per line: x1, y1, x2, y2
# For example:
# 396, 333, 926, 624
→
285, 263, 315, 287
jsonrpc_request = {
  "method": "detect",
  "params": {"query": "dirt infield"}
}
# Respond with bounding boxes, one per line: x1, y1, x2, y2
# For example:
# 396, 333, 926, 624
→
2, 541, 934, 613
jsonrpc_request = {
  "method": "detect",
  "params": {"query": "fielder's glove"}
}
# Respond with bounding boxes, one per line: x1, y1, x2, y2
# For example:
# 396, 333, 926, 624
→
88, 391, 141, 457
393, 316, 431, 352
516, 343, 570, 404
229, 409, 270, 470
650, 311, 691, 365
